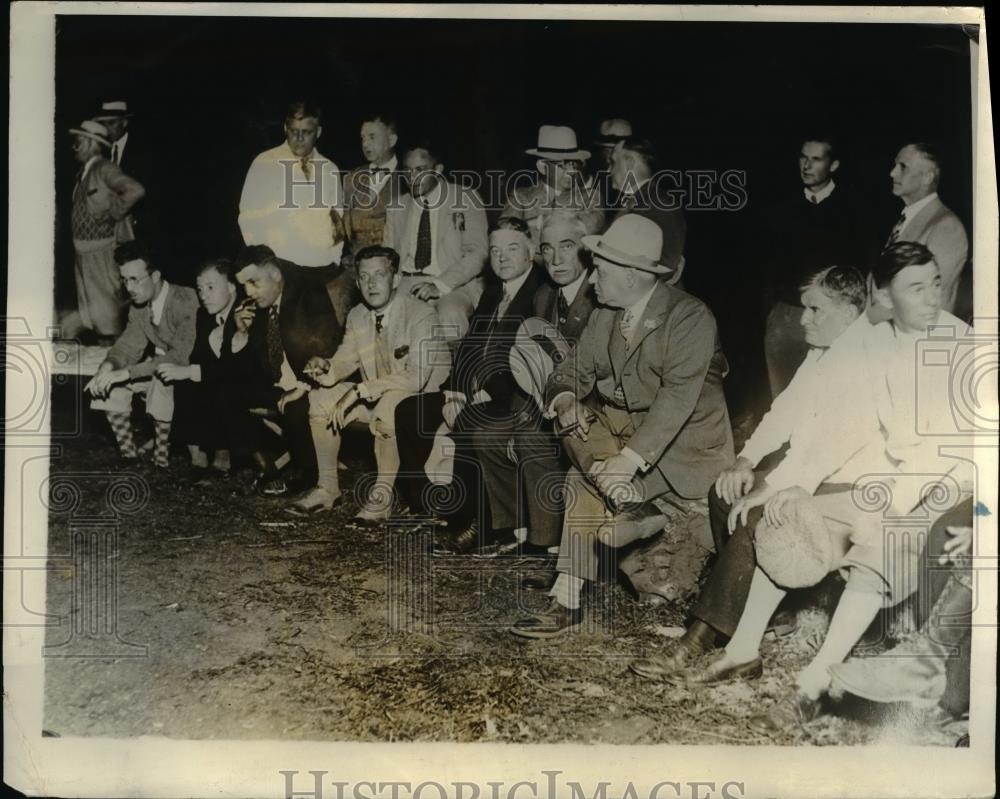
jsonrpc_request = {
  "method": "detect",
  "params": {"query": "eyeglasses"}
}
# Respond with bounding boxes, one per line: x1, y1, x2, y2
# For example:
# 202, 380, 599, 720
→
544, 159, 583, 171
121, 274, 151, 288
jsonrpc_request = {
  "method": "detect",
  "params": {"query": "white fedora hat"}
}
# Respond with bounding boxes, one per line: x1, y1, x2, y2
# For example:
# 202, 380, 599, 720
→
93, 100, 133, 120
526, 125, 591, 161
595, 118, 633, 146
582, 214, 671, 275
69, 119, 112, 148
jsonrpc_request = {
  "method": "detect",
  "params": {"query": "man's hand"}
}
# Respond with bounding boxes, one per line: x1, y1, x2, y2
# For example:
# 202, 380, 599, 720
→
442, 397, 467, 430
332, 386, 360, 432
728, 479, 778, 533
410, 281, 441, 301
715, 456, 755, 505
155, 363, 194, 383
588, 454, 640, 499
303, 356, 332, 383
762, 485, 810, 528
939, 525, 973, 565
277, 385, 307, 415
553, 394, 592, 441
233, 299, 257, 334
84, 365, 129, 398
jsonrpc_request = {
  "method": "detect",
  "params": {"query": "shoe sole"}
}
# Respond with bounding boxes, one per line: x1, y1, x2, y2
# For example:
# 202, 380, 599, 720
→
679, 661, 763, 686
828, 675, 939, 707
508, 620, 582, 640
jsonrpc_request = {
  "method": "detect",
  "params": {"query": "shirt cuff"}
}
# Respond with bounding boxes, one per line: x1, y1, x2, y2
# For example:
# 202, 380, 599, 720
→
443, 390, 466, 404
545, 391, 576, 419
621, 447, 651, 473
432, 279, 452, 296
190, 365, 202, 383
356, 382, 372, 401
471, 390, 491, 405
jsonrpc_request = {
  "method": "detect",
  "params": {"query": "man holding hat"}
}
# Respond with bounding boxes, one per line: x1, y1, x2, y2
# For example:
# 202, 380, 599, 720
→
502, 125, 605, 245
509, 214, 733, 638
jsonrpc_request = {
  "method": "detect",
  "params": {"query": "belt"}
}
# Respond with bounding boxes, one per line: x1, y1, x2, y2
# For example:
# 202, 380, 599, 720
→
402, 269, 429, 277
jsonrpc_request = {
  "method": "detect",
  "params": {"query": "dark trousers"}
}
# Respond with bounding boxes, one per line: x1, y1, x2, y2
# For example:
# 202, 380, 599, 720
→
471, 401, 564, 546
764, 301, 810, 400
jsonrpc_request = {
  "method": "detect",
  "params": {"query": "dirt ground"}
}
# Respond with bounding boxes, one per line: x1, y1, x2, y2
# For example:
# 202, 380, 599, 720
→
42, 379, 968, 746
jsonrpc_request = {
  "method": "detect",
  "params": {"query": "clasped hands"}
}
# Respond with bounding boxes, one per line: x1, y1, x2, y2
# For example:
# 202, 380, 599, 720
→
83, 363, 129, 399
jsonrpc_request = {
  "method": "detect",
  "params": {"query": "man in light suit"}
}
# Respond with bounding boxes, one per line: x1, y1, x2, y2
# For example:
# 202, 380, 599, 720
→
293, 246, 450, 519
510, 215, 734, 638
383, 143, 489, 340
886, 142, 969, 312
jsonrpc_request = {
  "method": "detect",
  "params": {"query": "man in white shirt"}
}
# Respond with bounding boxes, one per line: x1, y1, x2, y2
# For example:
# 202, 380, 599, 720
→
93, 101, 133, 171
238, 101, 345, 268
383, 143, 488, 340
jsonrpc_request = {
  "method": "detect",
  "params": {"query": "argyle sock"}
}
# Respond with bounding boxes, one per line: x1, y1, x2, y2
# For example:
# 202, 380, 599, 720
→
153, 421, 172, 468
106, 412, 137, 459
725, 566, 786, 664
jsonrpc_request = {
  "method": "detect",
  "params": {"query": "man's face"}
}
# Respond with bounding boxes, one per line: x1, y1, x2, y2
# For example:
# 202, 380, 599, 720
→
877, 261, 942, 334
609, 143, 631, 191
196, 268, 237, 316
102, 118, 127, 141
539, 158, 582, 193
540, 220, 585, 287
71, 135, 97, 163
285, 116, 322, 159
588, 256, 632, 308
799, 141, 838, 190
361, 121, 397, 166
356, 257, 399, 310
489, 230, 533, 283
890, 145, 934, 204
238, 265, 283, 309
799, 285, 856, 348
119, 259, 159, 306
403, 149, 439, 198
599, 144, 616, 169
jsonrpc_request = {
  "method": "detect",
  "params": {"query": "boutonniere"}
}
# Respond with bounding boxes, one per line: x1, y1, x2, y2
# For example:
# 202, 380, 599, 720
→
394, 345, 410, 359
643, 319, 659, 330
452, 212, 466, 232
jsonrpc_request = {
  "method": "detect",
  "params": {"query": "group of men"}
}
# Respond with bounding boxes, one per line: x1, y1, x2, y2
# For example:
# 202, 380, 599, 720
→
75, 98, 976, 740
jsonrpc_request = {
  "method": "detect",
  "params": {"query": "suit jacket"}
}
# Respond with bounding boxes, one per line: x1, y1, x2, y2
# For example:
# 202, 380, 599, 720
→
545, 281, 734, 498
107, 283, 199, 378
445, 264, 547, 409
189, 302, 272, 391
343, 167, 408, 256
71, 157, 145, 240
615, 180, 687, 275
897, 195, 969, 313
326, 292, 451, 399
383, 180, 488, 290
532, 276, 598, 344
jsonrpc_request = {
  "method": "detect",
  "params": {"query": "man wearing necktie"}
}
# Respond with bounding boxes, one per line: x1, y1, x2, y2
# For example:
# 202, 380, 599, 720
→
382, 143, 489, 340
510, 215, 734, 638
292, 246, 450, 519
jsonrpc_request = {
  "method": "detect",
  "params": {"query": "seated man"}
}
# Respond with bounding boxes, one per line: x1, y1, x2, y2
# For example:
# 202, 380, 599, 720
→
672, 243, 973, 736
234, 246, 357, 495
84, 241, 198, 469
383, 142, 488, 341
629, 264, 867, 680
510, 215, 734, 638
293, 245, 450, 518
394, 217, 547, 551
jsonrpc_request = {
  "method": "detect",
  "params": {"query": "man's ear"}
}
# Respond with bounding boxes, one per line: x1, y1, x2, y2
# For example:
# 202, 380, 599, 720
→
873, 285, 893, 312
391, 271, 402, 290
316, 125, 323, 141
830, 159, 841, 174
434, 162, 445, 174
536, 159, 548, 177
388, 131, 398, 151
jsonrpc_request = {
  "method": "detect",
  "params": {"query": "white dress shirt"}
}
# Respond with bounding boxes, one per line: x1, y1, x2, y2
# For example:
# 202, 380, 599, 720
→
367, 154, 398, 196
111, 131, 129, 167
803, 179, 835, 205
400, 181, 451, 294
900, 191, 939, 226
560, 271, 587, 307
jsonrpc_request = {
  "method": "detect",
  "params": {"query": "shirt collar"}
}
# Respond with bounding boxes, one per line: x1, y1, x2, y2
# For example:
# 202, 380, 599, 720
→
804, 179, 836, 204
502, 268, 532, 300
560, 271, 587, 305
371, 295, 396, 323
150, 280, 170, 320
216, 296, 236, 326
114, 131, 129, 149
370, 154, 398, 173
903, 191, 938, 219
624, 282, 658, 321
416, 180, 443, 208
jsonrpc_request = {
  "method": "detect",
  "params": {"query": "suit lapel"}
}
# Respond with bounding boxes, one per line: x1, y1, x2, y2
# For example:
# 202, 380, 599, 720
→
356, 308, 377, 381
623, 283, 671, 366
609, 309, 627, 383
565, 280, 595, 338
901, 196, 943, 239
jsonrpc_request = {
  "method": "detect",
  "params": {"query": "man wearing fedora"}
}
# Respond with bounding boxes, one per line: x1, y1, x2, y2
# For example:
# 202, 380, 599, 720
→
510, 215, 733, 638
239, 100, 346, 268
69, 118, 146, 340
502, 125, 605, 246
594, 118, 632, 210
93, 101, 134, 172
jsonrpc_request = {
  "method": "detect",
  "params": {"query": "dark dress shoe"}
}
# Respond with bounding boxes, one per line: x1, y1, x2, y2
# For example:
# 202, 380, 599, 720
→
679, 651, 763, 686
432, 524, 481, 556
766, 609, 798, 638
629, 635, 714, 681
747, 688, 822, 736
520, 572, 554, 591
509, 600, 583, 639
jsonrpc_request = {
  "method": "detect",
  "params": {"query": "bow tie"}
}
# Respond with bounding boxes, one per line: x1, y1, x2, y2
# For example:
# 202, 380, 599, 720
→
370, 165, 391, 175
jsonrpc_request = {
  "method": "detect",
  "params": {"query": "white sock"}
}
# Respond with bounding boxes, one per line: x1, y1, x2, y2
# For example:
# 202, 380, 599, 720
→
550, 572, 585, 610
725, 567, 786, 664
513, 527, 528, 542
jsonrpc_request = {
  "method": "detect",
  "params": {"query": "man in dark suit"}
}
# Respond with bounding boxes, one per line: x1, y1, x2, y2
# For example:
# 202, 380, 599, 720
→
472, 210, 599, 556
510, 215, 734, 638
234, 246, 358, 494
394, 217, 547, 553
609, 136, 687, 284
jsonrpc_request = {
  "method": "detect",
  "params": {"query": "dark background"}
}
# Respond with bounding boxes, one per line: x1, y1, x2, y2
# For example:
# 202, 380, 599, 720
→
54, 14, 977, 417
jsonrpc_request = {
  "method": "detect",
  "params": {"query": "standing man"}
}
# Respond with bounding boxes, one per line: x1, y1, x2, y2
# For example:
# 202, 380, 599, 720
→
609, 136, 687, 281
510, 215, 734, 638
594, 119, 633, 170
239, 101, 345, 268
763, 135, 866, 397
383, 143, 489, 340
343, 112, 407, 259
886, 142, 969, 313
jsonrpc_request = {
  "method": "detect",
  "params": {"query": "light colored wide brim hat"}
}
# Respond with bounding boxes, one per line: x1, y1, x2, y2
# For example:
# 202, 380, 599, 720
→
69, 119, 112, 148
754, 495, 836, 589
93, 100, 133, 120
526, 124, 591, 161
595, 118, 633, 146
581, 214, 671, 275
509, 316, 573, 409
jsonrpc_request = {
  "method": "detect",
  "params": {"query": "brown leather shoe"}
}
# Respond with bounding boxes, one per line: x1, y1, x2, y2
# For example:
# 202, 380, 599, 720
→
629, 635, 714, 681
509, 600, 583, 639
432, 523, 482, 556
747, 687, 822, 736
520, 571, 554, 591
679, 651, 763, 686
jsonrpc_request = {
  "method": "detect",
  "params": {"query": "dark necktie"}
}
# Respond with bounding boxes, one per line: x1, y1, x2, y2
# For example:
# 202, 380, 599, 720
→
300, 157, 312, 179
886, 212, 907, 247
375, 313, 385, 334
112, 143, 119, 165
414, 203, 432, 272
556, 292, 570, 326
266, 306, 283, 381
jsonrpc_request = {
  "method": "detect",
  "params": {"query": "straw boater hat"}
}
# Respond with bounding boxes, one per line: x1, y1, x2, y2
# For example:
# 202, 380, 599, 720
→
595, 118, 633, 147
509, 317, 573, 410
69, 120, 112, 148
754, 495, 837, 589
93, 100, 133, 120
581, 214, 672, 276
525, 125, 591, 161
